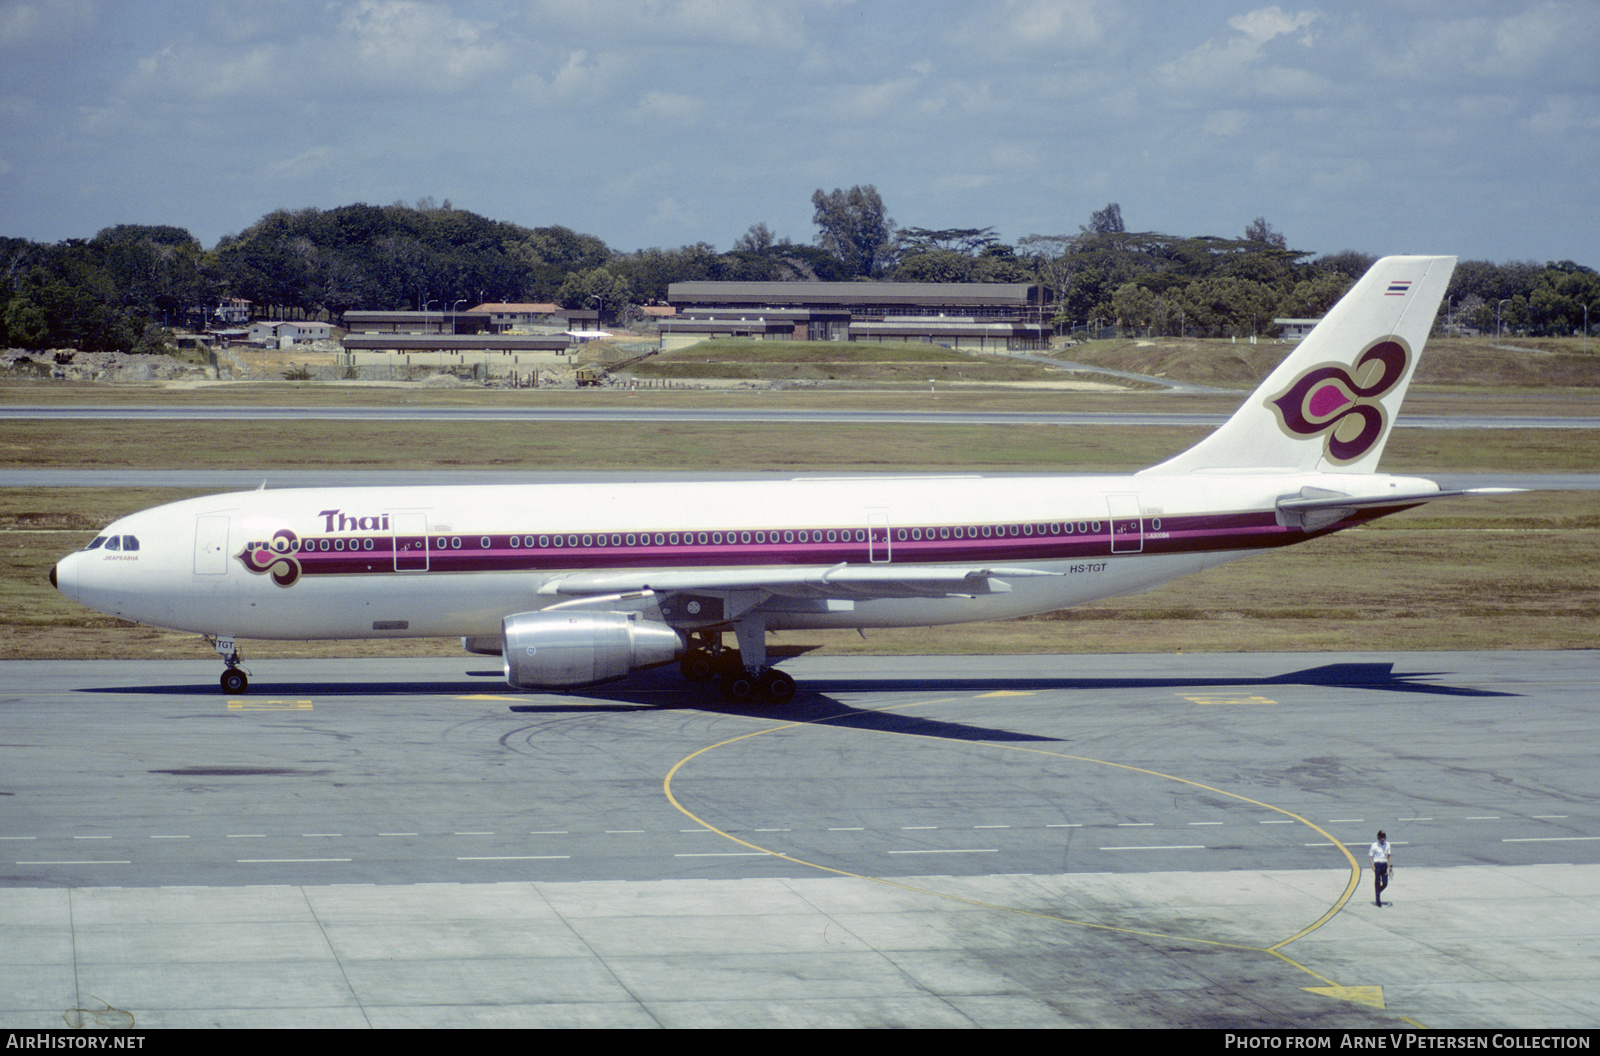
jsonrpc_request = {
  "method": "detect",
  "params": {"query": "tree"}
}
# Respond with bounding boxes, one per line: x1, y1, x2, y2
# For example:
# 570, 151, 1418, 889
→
1111, 281, 1159, 332
1177, 274, 1280, 338
556, 266, 633, 323
1018, 233, 1080, 310
1316, 250, 1376, 282
810, 185, 896, 277
898, 226, 999, 255
731, 223, 776, 254
1083, 202, 1124, 235
1527, 262, 1600, 336
1275, 270, 1354, 319
893, 248, 979, 284
1242, 217, 1287, 249
973, 243, 1033, 284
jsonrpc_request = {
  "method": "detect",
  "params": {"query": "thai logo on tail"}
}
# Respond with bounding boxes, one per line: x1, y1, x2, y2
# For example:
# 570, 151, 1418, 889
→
1267, 337, 1411, 464
237, 529, 302, 587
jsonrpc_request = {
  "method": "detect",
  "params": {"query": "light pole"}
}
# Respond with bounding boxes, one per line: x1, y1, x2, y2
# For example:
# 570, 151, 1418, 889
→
424, 300, 438, 369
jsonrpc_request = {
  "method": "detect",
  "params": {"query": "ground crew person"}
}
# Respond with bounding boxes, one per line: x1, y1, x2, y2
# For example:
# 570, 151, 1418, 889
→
1369, 830, 1394, 906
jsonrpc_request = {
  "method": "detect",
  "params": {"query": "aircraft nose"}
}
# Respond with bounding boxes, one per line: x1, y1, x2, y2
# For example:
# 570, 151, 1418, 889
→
52, 554, 76, 600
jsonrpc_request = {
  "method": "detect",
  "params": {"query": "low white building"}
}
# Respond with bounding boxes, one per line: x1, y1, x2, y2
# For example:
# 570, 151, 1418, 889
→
247, 321, 336, 348
1274, 318, 1322, 341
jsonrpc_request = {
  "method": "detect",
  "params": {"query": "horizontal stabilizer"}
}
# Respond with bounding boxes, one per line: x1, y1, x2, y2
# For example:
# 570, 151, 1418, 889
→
1276, 487, 1524, 531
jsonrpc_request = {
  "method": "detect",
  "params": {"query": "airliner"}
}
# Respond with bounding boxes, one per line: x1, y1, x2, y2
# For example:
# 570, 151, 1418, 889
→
52, 255, 1504, 702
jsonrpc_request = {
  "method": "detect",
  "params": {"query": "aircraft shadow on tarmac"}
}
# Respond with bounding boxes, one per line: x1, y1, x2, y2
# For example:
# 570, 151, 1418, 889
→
775, 661, 1523, 700
508, 691, 1067, 743
81, 660, 1517, 746
528, 659, 1519, 743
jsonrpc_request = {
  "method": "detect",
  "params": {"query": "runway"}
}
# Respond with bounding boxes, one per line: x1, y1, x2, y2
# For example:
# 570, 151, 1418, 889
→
3, 651, 1598, 1027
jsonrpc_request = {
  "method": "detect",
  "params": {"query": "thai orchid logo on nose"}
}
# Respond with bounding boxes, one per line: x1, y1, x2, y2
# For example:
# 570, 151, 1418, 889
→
1268, 337, 1411, 464
237, 529, 302, 587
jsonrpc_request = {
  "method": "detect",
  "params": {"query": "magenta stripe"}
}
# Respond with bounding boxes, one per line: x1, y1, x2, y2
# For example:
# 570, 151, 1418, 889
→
240, 506, 1356, 582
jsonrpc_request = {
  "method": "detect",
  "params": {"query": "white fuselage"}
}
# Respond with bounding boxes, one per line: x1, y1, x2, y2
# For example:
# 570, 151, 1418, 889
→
52, 469, 1434, 642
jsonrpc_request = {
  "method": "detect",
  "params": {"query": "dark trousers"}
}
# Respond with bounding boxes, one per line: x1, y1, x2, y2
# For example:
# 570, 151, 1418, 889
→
1374, 861, 1390, 902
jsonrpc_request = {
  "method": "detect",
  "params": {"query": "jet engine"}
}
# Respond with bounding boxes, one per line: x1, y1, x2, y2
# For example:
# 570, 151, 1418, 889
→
502, 610, 683, 689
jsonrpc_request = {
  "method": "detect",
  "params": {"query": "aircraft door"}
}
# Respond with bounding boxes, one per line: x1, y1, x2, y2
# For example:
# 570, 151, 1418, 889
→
868, 511, 892, 563
1105, 493, 1144, 554
194, 515, 230, 575
392, 512, 429, 571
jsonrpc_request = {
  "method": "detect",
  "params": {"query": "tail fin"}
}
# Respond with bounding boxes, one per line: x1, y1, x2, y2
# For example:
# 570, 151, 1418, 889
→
1140, 255, 1456, 476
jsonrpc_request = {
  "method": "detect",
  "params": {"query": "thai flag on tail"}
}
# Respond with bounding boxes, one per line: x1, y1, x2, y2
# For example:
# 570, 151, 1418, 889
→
1385, 280, 1412, 296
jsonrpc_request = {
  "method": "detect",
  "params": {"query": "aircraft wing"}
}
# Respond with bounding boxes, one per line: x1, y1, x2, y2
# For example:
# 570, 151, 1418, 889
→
538, 563, 1061, 601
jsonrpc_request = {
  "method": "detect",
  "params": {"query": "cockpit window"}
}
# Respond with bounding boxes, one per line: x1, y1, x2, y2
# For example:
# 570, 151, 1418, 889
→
122, 536, 139, 551
86, 537, 105, 550
103, 536, 121, 551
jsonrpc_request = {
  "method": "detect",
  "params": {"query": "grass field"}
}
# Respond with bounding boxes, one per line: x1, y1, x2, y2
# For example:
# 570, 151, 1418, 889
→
1, 417, 1595, 474
3, 334, 1596, 666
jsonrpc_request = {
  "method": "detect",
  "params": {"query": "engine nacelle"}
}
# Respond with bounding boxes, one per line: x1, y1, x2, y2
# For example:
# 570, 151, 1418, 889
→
502, 610, 683, 689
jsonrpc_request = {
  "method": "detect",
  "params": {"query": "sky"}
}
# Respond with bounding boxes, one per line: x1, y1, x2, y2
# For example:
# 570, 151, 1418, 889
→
2, 0, 1596, 264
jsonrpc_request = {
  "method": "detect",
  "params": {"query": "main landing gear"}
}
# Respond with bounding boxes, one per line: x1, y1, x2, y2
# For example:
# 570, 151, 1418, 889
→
678, 626, 796, 705
207, 635, 249, 694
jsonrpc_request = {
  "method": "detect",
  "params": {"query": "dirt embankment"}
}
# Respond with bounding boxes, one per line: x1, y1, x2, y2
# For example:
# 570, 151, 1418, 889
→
1, 348, 211, 382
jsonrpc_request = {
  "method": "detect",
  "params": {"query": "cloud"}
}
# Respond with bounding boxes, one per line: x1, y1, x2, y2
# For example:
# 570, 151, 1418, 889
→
951, 0, 1120, 57
1384, 1, 1600, 85
929, 173, 997, 195
1201, 109, 1250, 137
1228, 5, 1317, 46
1156, 6, 1324, 100
525, 0, 819, 48
645, 196, 698, 230
265, 146, 338, 181
818, 77, 923, 120
336, 0, 507, 88
121, 0, 509, 103
0, 0, 97, 48
509, 49, 629, 108
1524, 95, 1600, 145
630, 91, 706, 125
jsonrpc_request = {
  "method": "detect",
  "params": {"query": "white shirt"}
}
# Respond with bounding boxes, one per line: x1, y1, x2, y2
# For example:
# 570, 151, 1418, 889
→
1369, 840, 1392, 865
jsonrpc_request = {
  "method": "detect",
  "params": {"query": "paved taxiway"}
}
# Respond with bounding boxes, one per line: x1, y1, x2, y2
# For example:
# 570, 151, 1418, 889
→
3, 651, 1597, 1028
